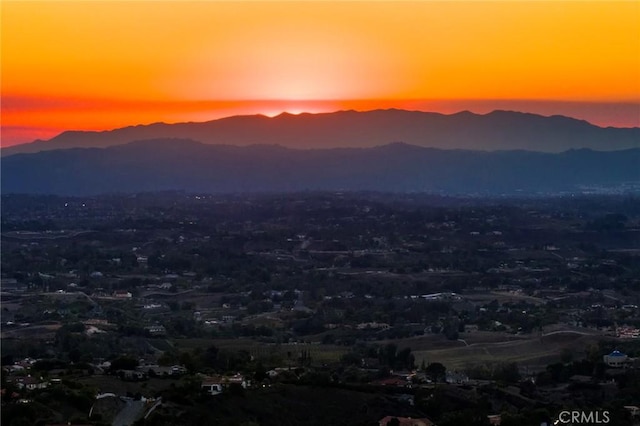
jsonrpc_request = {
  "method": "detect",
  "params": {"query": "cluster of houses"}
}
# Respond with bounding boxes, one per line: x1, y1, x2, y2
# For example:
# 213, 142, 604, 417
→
617, 325, 640, 339
2, 358, 50, 391
7, 375, 50, 391
113, 362, 188, 381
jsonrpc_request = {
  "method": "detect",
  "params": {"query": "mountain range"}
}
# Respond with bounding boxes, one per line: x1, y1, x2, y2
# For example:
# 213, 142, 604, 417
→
3, 109, 639, 156
3, 139, 639, 195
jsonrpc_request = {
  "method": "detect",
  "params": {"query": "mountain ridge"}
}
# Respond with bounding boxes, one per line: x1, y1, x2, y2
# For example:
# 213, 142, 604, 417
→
3, 109, 638, 156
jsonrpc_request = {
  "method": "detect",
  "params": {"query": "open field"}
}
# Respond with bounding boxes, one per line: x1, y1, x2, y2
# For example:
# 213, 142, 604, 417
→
0, 323, 61, 339
168, 326, 614, 369
171, 338, 349, 363
387, 330, 528, 352
411, 331, 617, 371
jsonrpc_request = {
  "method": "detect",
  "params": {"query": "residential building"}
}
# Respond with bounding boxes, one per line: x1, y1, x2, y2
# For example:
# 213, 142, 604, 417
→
603, 350, 630, 368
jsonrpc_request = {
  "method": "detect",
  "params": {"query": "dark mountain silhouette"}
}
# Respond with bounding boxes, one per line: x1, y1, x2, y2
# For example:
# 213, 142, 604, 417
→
2, 109, 638, 157
2, 139, 639, 195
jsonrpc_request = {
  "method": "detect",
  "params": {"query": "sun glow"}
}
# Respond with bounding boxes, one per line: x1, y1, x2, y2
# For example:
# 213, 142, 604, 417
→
262, 110, 306, 118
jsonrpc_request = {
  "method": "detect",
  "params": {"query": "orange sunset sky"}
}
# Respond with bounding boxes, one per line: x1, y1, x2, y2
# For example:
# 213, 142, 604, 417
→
2, 0, 639, 148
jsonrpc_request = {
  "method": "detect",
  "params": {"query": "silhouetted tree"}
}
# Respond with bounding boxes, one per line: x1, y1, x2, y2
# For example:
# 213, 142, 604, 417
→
426, 362, 446, 382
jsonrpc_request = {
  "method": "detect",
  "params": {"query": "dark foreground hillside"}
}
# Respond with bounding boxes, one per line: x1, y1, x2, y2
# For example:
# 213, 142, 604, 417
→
140, 384, 424, 426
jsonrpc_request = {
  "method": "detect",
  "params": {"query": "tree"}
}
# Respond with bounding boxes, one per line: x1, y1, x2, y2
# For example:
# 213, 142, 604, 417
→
158, 351, 179, 366
387, 418, 401, 426
443, 316, 460, 340
68, 348, 82, 364
426, 362, 446, 383
179, 351, 200, 373
200, 345, 219, 370
341, 351, 361, 366
254, 362, 267, 382
379, 343, 398, 367
493, 362, 521, 384
110, 356, 138, 372
395, 347, 415, 370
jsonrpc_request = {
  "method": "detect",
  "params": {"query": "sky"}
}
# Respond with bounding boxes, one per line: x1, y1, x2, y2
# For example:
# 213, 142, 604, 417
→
2, 0, 639, 147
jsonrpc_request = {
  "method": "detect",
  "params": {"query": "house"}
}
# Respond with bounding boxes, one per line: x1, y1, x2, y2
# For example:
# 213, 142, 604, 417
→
200, 374, 249, 396
4, 364, 25, 374
624, 405, 640, 417
138, 364, 185, 377
446, 370, 469, 384
603, 350, 630, 368
624, 406, 640, 417
378, 416, 434, 426
1, 278, 22, 291
201, 378, 224, 396
487, 414, 502, 425
145, 325, 166, 336
113, 290, 132, 299
569, 375, 593, 384
223, 373, 249, 388
373, 377, 411, 387
15, 376, 48, 391
97, 361, 112, 370
171, 365, 187, 375
138, 365, 161, 376
118, 369, 146, 381
356, 322, 391, 330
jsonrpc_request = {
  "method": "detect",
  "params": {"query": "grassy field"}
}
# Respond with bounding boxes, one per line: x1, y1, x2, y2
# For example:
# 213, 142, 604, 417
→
1, 323, 61, 339
386, 330, 527, 352
411, 331, 615, 371
146, 338, 175, 352
158, 326, 616, 372
171, 337, 349, 363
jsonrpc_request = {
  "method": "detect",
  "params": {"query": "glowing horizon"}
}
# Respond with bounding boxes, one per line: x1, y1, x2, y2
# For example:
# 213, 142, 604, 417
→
2, 1, 639, 147
3, 99, 640, 147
